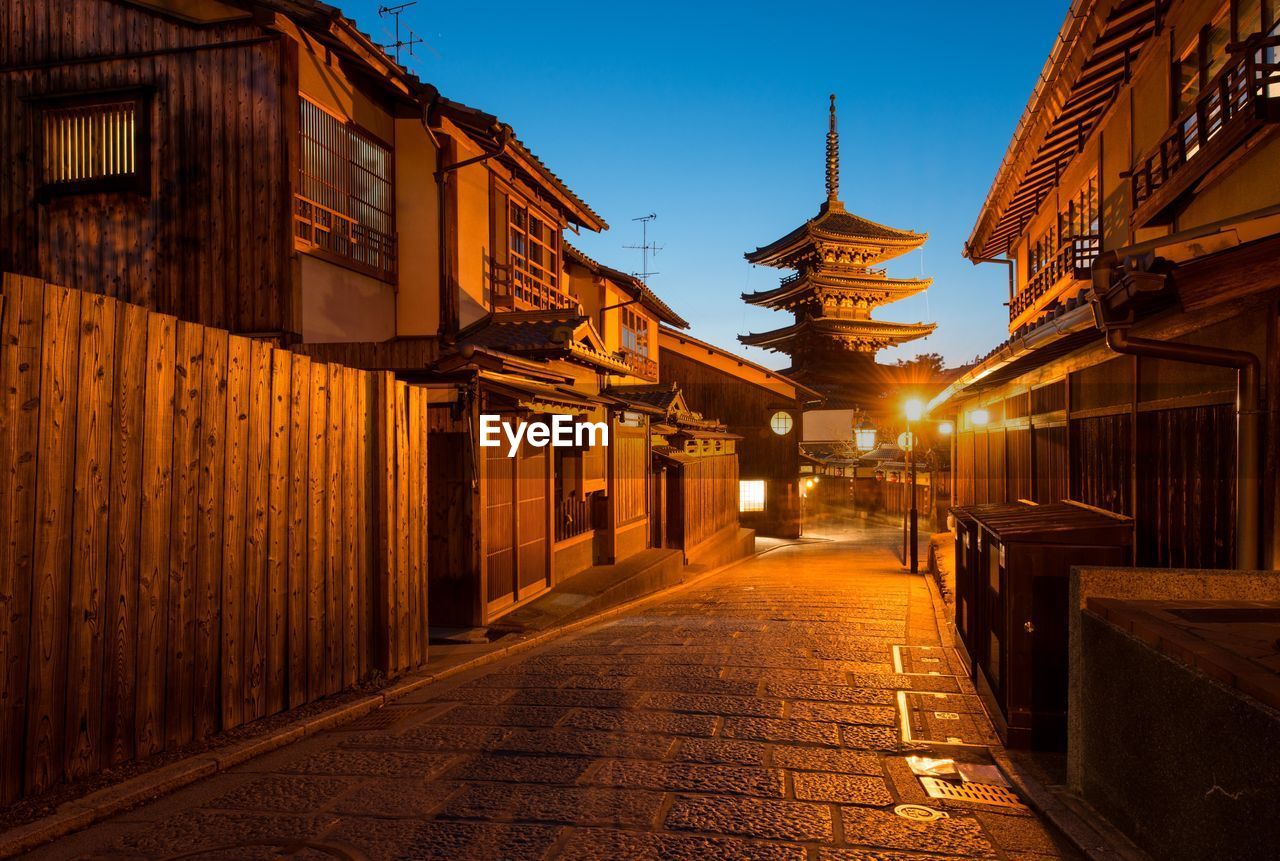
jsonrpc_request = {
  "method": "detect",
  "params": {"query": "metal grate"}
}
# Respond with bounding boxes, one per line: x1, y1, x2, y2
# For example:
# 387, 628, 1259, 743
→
920, 776, 1027, 808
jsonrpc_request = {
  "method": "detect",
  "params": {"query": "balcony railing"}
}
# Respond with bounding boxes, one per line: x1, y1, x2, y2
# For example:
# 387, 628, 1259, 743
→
555, 494, 596, 542
1011, 234, 1099, 324
619, 347, 658, 380
294, 194, 397, 282
490, 261, 579, 311
1130, 33, 1280, 226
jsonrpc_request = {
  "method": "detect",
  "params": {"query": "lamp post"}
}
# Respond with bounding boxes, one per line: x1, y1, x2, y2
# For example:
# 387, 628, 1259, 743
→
903, 399, 924, 573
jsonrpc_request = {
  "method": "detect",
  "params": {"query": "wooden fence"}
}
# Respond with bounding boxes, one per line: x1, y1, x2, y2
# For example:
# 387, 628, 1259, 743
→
678, 453, 740, 551
0, 275, 428, 803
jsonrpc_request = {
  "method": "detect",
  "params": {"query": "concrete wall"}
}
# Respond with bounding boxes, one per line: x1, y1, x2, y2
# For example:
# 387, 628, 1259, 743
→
1068, 566, 1280, 792
1078, 612, 1280, 861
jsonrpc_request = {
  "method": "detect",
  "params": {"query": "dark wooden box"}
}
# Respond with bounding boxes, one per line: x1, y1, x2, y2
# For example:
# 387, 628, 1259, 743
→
967, 501, 1132, 749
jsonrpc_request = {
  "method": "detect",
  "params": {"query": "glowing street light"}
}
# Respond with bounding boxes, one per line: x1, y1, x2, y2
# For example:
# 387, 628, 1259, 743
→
904, 398, 925, 422
938, 420, 954, 435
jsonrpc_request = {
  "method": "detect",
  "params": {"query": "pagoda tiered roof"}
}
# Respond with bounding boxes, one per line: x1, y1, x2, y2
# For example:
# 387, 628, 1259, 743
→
739, 318, 936, 354
742, 269, 933, 310
744, 200, 927, 270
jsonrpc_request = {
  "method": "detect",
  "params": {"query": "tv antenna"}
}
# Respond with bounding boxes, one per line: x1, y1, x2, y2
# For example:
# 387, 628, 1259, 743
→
378, 3, 424, 64
624, 213, 662, 283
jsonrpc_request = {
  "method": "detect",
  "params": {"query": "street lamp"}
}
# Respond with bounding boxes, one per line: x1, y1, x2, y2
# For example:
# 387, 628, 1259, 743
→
903, 399, 924, 573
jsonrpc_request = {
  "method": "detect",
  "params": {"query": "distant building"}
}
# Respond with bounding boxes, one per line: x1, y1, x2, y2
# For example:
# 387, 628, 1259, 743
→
659, 328, 822, 539
740, 95, 937, 426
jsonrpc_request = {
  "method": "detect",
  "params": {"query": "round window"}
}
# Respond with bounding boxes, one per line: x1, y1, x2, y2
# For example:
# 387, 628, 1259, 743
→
769, 411, 793, 436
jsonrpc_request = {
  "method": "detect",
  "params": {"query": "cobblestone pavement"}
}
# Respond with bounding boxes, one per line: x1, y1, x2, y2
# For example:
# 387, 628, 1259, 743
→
31, 528, 1083, 860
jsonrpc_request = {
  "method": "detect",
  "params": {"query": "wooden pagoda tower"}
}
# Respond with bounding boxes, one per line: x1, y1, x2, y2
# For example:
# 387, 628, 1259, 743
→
741, 95, 936, 408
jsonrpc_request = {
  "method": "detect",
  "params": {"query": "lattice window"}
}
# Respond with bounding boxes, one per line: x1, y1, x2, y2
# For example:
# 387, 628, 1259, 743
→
621, 305, 649, 356
40, 97, 145, 192
295, 96, 396, 281
507, 199, 564, 309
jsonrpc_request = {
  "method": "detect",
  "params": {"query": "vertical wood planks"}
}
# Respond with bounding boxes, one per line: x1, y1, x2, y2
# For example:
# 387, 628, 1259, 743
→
305, 362, 327, 697
242, 339, 270, 720
395, 384, 411, 672
102, 300, 147, 768
193, 327, 227, 741
135, 311, 174, 758
0, 277, 430, 799
165, 320, 203, 748
64, 292, 117, 779
0, 276, 44, 802
26, 282, 81, 793
220, 335, 249, 730
341, 368, 358, 687
266, 349, 290, 715
286, 355, 310, 708
371, 373, 394, 674
325, 364, 344, 695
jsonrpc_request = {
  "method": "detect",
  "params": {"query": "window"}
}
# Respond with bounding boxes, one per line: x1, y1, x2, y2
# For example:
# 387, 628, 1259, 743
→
507, 198, 564, 309
295, 96, 396, 281
40, 95, 146, 194
621, 306, 649, 356
770, 411, 794, 435
738, 480, 766, 513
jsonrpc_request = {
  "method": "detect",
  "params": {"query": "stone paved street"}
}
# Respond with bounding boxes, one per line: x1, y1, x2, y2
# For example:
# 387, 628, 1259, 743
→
30, 528, 1083, 860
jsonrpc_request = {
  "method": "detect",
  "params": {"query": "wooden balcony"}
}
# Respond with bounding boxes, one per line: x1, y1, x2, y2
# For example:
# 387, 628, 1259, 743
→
1130, 34, 1280, 228
490, 261, 579, 311
1010, 234, 1099, 330
619, 347, 658, 381
293, 194, 397, 282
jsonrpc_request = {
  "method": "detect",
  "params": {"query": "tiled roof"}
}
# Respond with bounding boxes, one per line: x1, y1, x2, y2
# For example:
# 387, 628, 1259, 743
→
746, 201, 927, 267
564, 244, 689, 328
458, 311, 630, 374
604, 383, 683, 412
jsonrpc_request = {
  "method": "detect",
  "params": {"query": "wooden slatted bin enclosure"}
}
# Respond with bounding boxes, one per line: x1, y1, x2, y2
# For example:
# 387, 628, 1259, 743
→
0, 275, 429, 803
968, 501, 1132, 750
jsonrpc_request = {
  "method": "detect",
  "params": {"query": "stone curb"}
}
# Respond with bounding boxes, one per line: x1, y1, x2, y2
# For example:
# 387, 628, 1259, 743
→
0, 548, 759, 859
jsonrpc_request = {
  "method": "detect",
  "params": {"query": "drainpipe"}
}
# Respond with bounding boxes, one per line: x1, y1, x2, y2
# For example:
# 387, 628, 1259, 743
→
1090, 251, 1262, 570
422, 98, 512, 337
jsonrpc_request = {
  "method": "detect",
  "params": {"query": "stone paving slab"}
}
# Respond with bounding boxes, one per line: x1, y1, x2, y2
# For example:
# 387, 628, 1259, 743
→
22, 527, 1083, 861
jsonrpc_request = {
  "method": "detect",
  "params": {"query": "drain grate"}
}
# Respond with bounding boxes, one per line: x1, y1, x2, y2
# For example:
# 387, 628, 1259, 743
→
893, 803, 949, 821
920, 776, 1027, 808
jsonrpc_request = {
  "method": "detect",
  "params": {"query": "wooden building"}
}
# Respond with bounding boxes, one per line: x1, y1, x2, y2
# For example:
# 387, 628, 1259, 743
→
0, 0, 746, 629
936, 0, 1280, 570
660, 328, 822, 539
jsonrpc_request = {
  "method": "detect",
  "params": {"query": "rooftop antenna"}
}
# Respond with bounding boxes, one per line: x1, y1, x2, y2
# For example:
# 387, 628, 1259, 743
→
378, 3, 424, 64
624, 213, 662, 283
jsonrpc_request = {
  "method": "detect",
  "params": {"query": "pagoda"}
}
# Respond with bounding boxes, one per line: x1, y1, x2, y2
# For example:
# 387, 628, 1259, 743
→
740, 95, 936, 407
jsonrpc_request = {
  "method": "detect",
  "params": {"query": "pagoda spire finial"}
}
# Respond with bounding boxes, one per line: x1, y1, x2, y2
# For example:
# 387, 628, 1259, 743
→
825, 94, 839, 204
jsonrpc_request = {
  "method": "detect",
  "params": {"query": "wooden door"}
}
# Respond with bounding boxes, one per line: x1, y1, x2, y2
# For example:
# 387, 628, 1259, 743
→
516, 443, 549, 596
484, 443, 515, 609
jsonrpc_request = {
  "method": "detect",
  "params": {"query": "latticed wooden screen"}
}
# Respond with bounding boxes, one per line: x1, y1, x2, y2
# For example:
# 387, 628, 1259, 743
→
41, 100, 138, 185
295, 97, 396, 280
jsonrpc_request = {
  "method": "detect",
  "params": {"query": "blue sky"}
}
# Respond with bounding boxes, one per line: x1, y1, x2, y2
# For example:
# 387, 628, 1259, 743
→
346, 0, 1066, 369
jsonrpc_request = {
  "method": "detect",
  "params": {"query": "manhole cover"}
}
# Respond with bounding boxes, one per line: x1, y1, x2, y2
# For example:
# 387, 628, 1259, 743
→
894, 803, 949, 821
920, 776, 1027, 808
339, 709, 407, 731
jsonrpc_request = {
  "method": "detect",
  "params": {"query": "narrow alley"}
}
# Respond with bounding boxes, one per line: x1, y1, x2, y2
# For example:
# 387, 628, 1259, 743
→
29, 530, 1080, 860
